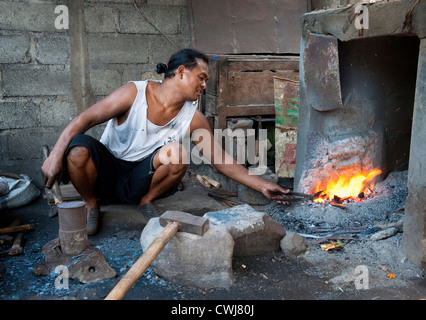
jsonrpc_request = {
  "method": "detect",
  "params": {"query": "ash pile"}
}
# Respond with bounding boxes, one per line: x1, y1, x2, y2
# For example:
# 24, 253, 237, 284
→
265, 170, 424, 291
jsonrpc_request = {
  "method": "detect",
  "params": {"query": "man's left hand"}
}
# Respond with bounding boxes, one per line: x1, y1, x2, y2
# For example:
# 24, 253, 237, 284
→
261, 182, 292, 205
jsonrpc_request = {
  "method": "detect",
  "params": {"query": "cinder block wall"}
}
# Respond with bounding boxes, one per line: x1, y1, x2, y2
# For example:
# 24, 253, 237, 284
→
0, 0, 191, 188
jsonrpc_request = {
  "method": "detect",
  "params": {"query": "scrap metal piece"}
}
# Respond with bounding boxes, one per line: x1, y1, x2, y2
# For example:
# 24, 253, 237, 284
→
271, 190, 324, 202
304, 33, 344, 112
159, 211, 209, 236
33, 201, 116, 283
34, 239, 116, 283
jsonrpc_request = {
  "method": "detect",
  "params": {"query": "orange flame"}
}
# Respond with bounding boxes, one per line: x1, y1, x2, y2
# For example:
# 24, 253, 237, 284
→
314, 169, 382, 203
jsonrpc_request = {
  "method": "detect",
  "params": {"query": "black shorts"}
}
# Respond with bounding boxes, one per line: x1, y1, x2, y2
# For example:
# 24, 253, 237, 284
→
62, 134, 177, 205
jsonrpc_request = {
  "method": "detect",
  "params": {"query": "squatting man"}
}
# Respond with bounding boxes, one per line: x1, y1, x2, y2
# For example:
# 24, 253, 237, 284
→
41, 49, 290, 236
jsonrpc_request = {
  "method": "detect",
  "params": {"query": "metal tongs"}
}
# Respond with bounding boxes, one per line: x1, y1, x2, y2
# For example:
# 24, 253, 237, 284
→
271, 190, 324, 202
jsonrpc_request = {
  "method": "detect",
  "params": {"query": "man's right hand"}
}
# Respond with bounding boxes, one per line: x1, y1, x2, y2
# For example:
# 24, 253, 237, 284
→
41, 154, 63, 188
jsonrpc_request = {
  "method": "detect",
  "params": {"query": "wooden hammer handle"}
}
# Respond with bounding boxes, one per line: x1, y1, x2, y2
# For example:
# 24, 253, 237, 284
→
41, 145, 63, 204
105, 221, 181, 300
0, 224, 32, 235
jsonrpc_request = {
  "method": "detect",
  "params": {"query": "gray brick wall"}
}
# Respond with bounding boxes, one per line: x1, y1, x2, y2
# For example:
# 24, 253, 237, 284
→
0, 0, 191, 187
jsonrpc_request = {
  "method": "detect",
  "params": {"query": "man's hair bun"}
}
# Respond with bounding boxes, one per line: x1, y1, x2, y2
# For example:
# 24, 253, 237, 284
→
156, 63, 168, 74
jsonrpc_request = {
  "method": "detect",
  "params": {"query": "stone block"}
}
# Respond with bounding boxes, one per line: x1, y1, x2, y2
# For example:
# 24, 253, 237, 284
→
89, 69, 122, 96
36, 35, 70, 65
6, 128, 59, 161
149, 35, 191, 63
84, 6, 117, 33
119, 6, 181, 35
0, 101, 39, 130
204, 204, 286, 256
87, 34, 149, 64
0, 2, 59, 32
140, 217, 234, 289
2, 65, 69, 97
39, 98, 73, 127
148, 0, 187, 5
280, 232, 307, 259
0, 34, 31, 64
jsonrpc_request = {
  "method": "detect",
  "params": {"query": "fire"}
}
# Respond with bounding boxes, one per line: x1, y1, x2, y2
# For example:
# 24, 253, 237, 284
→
314, 169, 382, 203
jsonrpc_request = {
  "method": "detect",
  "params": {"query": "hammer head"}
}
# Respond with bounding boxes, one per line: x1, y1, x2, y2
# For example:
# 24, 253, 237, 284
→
159, 211, 209, 236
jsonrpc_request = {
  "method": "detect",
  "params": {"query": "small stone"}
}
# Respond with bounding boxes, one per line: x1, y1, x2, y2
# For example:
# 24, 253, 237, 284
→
280, 232, 307, 259
370, 227, 399, 241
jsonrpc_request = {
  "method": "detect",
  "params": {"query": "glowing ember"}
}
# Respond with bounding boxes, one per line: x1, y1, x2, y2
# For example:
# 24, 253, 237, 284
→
314, 169, 382, 203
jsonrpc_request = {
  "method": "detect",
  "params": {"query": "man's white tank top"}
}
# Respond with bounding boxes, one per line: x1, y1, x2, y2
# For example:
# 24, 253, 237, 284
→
100, 80, 197, 162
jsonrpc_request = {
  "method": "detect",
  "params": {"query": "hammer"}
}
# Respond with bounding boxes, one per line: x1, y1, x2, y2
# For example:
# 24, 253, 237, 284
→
41, 145, 63, 205
105, 211, 209, 300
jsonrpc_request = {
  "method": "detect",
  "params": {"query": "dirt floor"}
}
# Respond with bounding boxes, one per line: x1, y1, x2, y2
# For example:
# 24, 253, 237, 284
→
0, 168, 425, 307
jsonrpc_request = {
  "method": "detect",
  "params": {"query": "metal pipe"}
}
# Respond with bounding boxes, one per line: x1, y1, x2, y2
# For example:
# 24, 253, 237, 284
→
57, 201, 90, 255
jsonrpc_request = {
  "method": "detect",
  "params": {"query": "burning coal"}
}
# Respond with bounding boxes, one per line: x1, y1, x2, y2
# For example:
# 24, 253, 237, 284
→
313, 169, 382, 204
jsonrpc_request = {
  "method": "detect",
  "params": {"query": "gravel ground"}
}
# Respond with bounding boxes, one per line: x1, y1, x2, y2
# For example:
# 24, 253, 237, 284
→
0, 170, 424, 308
266, 170, 425, 293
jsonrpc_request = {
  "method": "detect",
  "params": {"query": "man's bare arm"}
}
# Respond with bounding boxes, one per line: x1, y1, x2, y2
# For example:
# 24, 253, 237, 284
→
41, 83, 137, 188
189, 110, 290, 202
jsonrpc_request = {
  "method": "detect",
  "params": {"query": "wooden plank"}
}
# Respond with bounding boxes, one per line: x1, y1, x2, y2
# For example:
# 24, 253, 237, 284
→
226, 71, 299, 106
216, 58, 230, 129
227, 60, 299, 72
226, 105, 275, 117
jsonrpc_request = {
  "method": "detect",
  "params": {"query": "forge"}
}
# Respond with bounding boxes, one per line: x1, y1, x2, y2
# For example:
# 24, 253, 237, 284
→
294, 1, 426, 269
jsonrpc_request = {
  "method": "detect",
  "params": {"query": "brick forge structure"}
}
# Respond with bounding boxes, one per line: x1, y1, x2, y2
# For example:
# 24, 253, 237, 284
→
294, 1, 426, 269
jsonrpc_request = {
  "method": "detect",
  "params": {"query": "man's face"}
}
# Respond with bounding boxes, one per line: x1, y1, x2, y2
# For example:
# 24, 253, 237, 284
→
180, 60, 209, 101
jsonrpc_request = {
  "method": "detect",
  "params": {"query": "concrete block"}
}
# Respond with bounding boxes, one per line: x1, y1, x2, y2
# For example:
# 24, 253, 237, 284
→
148, 0, 187, 5
0, 34, 31, 64
2, 65, 69, 97
36, 35, 70, 65
88, 0, 135, 3
119, 6, 181, 35
87, 34, 149, 64
0, 2, 60, 32
149, 35, 189, 62
140, 217, 234, 289
89, 68, 122, 96
0, 101, 40, 130
39, 98, 73, 127
204, 204, 286, 256
6, 128, 59, 161
84, 6, 117, 33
